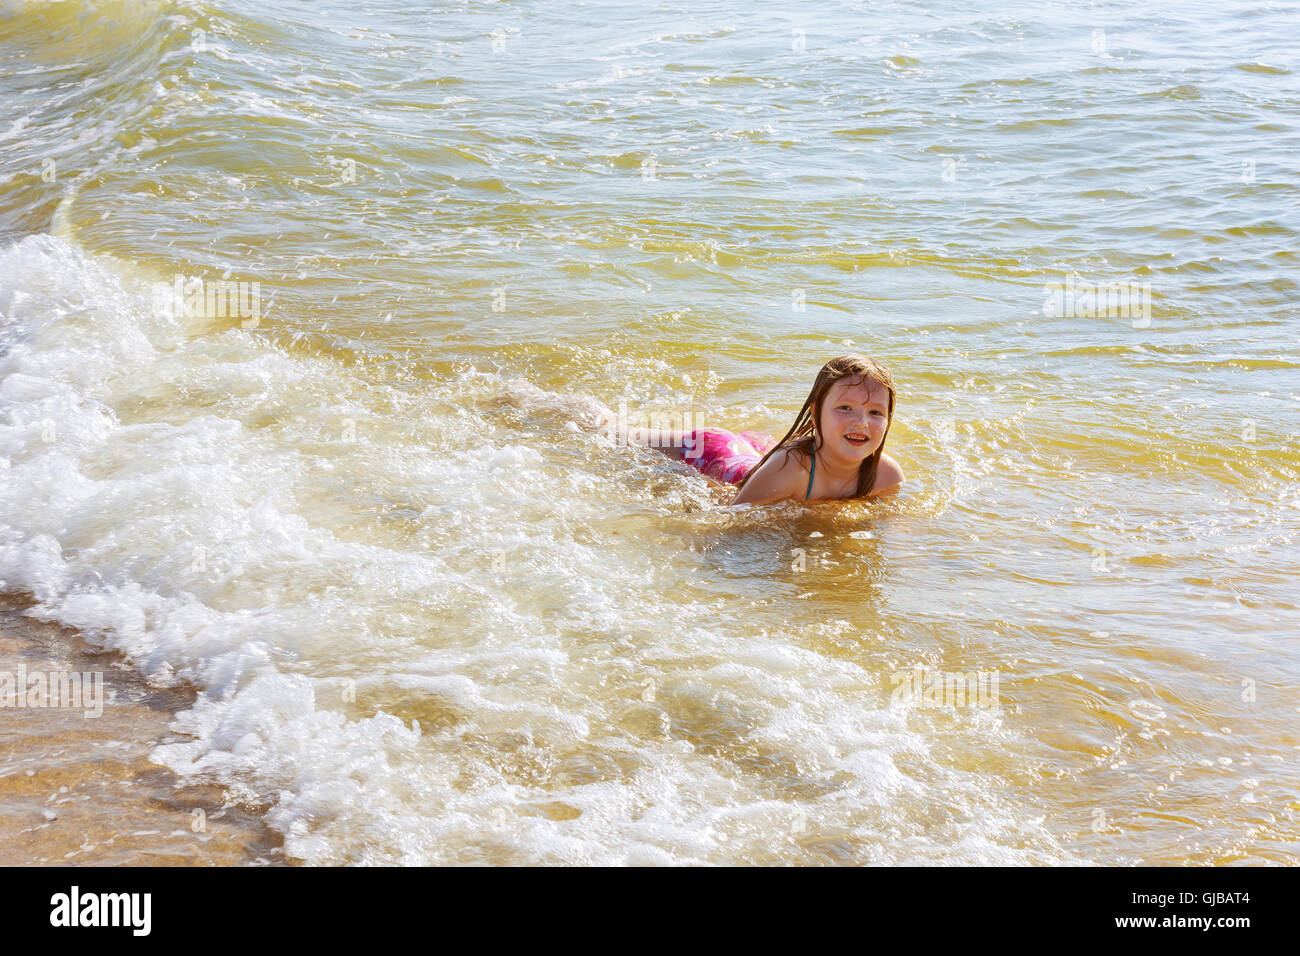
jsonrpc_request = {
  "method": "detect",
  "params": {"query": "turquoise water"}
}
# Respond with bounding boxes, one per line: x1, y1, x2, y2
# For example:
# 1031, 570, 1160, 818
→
1, 0, 1297, 863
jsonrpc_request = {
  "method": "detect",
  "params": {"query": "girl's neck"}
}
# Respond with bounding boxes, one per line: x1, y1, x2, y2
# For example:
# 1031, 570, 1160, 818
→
812, 439, 866, 484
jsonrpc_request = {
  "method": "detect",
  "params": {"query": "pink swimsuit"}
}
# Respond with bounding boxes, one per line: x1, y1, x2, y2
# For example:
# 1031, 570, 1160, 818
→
677, 428, 778, 485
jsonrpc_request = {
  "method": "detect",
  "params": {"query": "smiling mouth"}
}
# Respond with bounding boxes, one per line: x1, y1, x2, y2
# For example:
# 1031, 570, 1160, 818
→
844, 433, 869, 446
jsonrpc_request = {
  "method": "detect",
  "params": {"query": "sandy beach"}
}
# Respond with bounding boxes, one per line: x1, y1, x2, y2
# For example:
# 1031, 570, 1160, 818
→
0, 597, 284, 866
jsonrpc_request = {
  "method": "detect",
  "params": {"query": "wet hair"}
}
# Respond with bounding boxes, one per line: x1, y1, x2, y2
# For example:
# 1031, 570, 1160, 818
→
736, 354, 896, 499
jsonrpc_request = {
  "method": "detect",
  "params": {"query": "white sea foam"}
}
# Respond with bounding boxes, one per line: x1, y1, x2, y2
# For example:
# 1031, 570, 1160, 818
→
0, 234, 1073, 864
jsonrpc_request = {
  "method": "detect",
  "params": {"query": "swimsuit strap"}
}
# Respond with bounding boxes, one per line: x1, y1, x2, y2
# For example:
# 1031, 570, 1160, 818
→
805, 450, 816, 500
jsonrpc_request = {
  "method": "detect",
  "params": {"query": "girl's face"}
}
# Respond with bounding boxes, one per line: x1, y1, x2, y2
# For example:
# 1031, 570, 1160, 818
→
816, 377, 890, 459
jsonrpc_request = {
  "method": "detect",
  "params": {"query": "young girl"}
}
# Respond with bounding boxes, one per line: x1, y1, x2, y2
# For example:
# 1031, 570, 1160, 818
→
598, 354, 903, 506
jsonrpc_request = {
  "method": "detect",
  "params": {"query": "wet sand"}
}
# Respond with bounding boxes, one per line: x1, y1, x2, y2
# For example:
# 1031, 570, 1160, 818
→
0, 597, 286, 866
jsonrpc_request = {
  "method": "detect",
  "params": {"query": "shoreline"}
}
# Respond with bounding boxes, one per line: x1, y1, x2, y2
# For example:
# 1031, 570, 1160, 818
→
0, 595, 287, 866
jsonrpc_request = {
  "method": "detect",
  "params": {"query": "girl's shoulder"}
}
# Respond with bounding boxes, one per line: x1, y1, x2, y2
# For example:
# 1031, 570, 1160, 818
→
870, 453, 905, 496
731, 442, 811, 505
766, 439, 815, 480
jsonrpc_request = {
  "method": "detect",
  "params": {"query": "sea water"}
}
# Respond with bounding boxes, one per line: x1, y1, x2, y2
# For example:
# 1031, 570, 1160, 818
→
1, 0, 1297, 864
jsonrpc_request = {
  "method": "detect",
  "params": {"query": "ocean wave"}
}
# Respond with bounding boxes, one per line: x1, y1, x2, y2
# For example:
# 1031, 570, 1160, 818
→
0, 233, 1069, 863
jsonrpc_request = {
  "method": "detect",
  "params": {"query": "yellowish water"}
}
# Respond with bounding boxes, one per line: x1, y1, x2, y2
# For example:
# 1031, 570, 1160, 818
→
0, 0, 1297, 864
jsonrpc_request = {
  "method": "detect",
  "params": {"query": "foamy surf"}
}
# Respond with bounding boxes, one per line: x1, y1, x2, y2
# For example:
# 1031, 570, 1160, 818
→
0, 234, 1070, 864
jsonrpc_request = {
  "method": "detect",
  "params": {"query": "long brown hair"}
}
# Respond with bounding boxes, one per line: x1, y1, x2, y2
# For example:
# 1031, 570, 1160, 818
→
736, 355, 896, 499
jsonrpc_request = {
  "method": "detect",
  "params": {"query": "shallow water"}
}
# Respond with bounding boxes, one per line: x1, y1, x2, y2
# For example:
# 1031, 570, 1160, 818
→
1, 0, 1297, 864
0, 597, 284, 865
